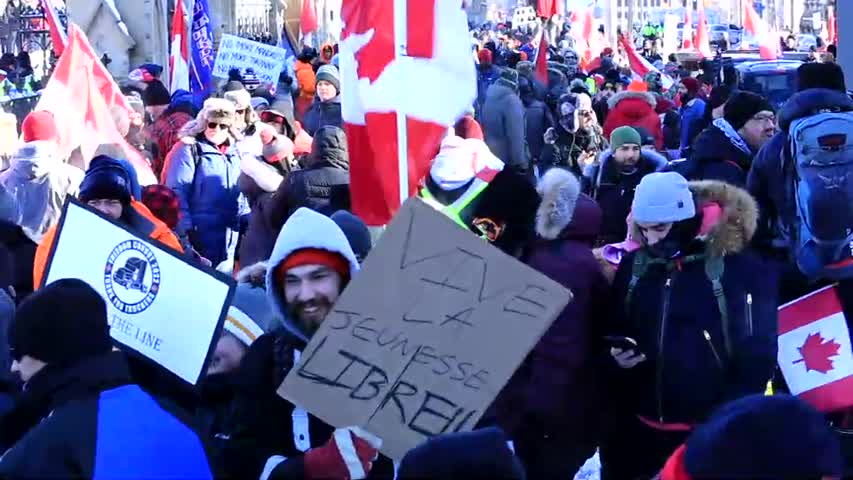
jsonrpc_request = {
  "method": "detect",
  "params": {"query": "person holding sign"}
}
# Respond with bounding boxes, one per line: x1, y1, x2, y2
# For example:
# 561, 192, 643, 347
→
220, 208, 390, 480
32, 156, 183, 289
0, 279, 214, 479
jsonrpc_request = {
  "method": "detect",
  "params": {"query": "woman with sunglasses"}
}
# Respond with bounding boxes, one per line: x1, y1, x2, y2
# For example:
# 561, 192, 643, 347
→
163, 98, 250, 273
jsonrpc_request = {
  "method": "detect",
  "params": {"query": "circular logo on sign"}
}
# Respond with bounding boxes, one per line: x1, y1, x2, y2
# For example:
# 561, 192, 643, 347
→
104, 240, 161, 314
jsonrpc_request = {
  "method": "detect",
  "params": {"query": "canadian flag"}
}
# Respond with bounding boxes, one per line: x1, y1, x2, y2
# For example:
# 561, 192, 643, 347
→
301, 0, 318, 45
535, 27, 548, 84
695, 0, 712, 59
341, 0, 476, 226
36, 24, 155, 184
569, 8, 595, 72
536, 0, 562, 18
682, 9, 693, 50
618, 35, 674, 90
41, 0, 68, 57
169, 0, 190, 94
743, 0, 778, 60
778, 285, 853, 413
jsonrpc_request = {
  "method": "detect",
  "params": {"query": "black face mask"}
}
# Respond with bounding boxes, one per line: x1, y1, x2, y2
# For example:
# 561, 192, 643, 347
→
645, 209, 703, 259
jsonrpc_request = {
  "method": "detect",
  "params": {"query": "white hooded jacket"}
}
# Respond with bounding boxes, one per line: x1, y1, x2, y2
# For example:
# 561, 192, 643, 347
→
265, 207, 359, 342
0, 141, 83, 243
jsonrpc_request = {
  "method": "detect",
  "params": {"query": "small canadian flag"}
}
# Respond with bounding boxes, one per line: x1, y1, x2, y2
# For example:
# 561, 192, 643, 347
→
778, 285, 853, 412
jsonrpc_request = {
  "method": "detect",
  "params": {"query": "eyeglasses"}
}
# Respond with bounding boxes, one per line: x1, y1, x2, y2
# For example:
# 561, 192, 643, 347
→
207, 122, 231, 130
750, 114, 776, 124
236, 108, 248, 114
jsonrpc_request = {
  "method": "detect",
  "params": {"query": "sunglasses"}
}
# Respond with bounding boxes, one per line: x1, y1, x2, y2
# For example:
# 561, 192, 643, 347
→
236, 108, 248, 114
207, 122, 231, 130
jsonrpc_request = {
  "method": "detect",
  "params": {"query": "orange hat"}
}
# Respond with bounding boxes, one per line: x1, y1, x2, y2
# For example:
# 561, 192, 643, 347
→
627, 80, 648, 92
275, 248, 350, 286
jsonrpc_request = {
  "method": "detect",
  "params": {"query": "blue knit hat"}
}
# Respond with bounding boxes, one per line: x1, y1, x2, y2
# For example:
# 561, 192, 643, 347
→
684, 394, 842, 479
632, 172, 695, 224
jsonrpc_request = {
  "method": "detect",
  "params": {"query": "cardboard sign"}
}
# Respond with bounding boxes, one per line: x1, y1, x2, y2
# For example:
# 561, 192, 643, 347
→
213, 34, 290, 85
43, 200, 235, 386
279, 198, 572, 460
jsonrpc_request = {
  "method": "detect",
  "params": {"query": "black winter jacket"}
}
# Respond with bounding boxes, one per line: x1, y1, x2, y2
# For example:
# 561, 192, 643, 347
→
282, 126, 350, 217
0, 352, 214, 479
675, 119, 756, 187
607, 181, 778, 425
219, 330, 395, 479
302, 95, 343, 136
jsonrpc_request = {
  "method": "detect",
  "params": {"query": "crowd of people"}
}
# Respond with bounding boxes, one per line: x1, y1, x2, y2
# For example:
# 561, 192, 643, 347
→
0, 17, 849, 480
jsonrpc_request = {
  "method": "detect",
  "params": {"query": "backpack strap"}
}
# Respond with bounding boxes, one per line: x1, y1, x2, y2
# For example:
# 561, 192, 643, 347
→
704, 256, 732, 357
625, 251, 649, 314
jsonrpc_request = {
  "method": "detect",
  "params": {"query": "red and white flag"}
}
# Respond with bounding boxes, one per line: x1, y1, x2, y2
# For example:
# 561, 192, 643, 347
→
618, 35, 674, 90
695, 0, 712, 59
341, 0, 476, 226
536, 0, 562, 19
35, 24, 155, 184
743, 0, 778, 60
41, 0, 68, 57
535, 28, 548, 84
778, 285, 853, 413
827, 6, 837, 47
301, 0, 319, 45
570, 8, 596, 72
169, 0, 189, 94
682, 9, 693, 50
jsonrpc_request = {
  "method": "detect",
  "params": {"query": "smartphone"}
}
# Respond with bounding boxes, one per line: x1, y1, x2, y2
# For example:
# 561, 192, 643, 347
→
604, 335, 639, 352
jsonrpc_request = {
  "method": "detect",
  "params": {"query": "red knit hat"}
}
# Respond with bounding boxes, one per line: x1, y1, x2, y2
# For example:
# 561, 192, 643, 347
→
275, 248, 350, 286
478, 48, 493, 65
21, 111, 58, 143
681, 77, 700, 95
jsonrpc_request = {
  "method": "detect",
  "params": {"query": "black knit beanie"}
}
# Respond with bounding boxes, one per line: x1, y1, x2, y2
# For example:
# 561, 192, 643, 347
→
79, 155, 133, 205
10, 279, 112, 366
724, 91, 774, 131
797, 62, 847, 92
142, 80, 171, 107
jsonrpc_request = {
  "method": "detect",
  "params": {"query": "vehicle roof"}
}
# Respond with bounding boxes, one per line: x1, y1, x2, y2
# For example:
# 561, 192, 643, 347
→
735, 60, 802, 73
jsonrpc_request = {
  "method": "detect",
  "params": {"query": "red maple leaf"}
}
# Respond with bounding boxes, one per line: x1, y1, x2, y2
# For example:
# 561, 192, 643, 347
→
341, 0, 395, 84
793, 332, 841, 374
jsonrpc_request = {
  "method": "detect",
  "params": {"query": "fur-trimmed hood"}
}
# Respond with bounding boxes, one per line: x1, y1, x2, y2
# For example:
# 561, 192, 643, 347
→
629, 180, 758, 257
536, 168, 602, 242
608, 90, 657, 110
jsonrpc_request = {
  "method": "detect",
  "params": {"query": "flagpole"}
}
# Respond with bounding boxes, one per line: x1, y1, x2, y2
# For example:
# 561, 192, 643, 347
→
394, 0, 409, 208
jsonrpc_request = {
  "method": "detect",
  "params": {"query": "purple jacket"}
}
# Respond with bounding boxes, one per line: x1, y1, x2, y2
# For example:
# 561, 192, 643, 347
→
496, 168, 609, 443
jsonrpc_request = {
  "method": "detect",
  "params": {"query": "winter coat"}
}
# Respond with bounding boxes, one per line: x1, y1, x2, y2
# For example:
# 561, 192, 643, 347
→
497, 169, 609, 445
523, 96, 552, 162
164, 134, 250, 266
294, 60, 316, 121
476, 64, 501, 117
607, 181, 778, 425
584, 148, 668, 245
240, 125, 349, 275
33, 200, 183, 289
481, 80, 529, 172
680, 98, 707, 154
540, 124, 608, 177
0, 141, 83, 244
748, 88, 853, 255
219, 209, 394, 479
145, 109, 194, 178
675, 118, 756, 187
301, 95, 342, 137
0, 352, 213, 479
603, 91, 663, 150
397, 427, 526, 480
0, 220, 36, 300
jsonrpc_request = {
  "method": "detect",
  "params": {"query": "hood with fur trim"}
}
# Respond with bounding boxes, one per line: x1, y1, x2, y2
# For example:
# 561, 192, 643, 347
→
265, 207, 359, 342
608, 90, 657, 110
629, 180, 758, 258
536, 168, 580, 239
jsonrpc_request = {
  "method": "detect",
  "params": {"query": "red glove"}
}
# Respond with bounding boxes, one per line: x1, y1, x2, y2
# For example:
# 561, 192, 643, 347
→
303, 427, 382, 480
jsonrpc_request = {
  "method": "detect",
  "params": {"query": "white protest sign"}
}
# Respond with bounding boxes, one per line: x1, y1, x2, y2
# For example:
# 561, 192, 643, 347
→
43, 200, 235, 385
213, 34, 290, 85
